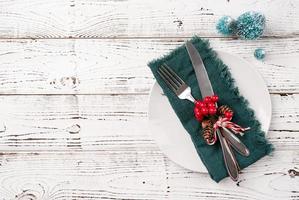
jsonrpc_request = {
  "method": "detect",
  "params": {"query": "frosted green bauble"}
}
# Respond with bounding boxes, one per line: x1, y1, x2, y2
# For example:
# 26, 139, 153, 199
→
236, 11, 265, 40
216, 16, 236, 36
254, 48, 266, 60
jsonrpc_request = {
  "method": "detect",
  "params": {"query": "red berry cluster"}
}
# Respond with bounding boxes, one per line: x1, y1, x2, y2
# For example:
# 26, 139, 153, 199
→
194, 95, 219, 121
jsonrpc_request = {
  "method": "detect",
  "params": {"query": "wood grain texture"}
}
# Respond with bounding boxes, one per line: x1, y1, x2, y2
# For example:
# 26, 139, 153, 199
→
0, 38, 298, 94
0, 0, 299, 38
0, 150, 297, 200
0, 0, 298, 198
0, 94, 297, 151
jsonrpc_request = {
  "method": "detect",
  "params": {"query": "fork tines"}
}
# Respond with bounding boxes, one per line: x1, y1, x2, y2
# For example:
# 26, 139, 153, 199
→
157, 64, 184, 92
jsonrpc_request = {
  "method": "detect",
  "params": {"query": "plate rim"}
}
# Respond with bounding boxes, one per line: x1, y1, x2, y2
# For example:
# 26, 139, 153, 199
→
147, 50, 272, 172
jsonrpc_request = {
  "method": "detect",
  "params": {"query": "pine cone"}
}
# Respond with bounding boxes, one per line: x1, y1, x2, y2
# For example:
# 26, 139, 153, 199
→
201, 119, 216, 145
217, 105, 233, 116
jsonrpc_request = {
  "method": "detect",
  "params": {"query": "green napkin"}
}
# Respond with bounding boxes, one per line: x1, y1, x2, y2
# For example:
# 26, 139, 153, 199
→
148, 36, 273, 182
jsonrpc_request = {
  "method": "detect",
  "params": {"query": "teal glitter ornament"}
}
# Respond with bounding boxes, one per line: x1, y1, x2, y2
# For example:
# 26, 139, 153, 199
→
216, 16, 236, 36
236, 11, 265, 40
254, 48, 266, 60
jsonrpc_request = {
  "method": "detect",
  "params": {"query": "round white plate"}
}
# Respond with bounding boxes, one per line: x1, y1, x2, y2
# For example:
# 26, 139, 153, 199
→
148, 51, 271, 173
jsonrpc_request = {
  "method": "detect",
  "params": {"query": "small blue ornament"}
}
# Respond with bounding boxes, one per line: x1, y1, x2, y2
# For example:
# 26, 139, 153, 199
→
254, 48, 266, 60
236, 11, 265, 40
216, 16, 236, 36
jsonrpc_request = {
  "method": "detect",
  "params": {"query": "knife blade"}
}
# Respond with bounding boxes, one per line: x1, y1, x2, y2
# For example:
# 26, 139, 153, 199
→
185, 41, 250, 155
185, 41, 214, 98
185, 41, 240, 181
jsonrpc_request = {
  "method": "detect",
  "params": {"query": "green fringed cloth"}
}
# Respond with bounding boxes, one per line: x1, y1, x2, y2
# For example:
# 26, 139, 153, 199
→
148, 36, 273, 182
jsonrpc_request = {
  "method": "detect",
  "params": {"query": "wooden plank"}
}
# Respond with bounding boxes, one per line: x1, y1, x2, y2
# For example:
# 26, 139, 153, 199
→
270, 94, 299, 131
0, 0, 299, 38
0, 0, 296, 198
0, 150, 297, 199
0, 94, 297, 151
0, 38, 298, 94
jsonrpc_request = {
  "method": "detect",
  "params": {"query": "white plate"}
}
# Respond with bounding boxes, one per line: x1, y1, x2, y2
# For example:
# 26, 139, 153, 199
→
148, 51, 271, 173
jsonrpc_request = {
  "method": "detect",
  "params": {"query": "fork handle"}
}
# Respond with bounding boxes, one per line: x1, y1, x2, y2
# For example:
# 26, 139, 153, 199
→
216, 129, 239, 181
221, 127, 250, 157
184, 89, 196, 103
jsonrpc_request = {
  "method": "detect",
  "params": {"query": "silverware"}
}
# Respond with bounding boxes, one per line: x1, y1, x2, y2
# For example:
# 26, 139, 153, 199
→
221, 127, 250, 157
158, 62, 240, 181
217, 128, 240, 181
184, 42, 249, 155
185, 41, 249, 181
158, 64, 196, 103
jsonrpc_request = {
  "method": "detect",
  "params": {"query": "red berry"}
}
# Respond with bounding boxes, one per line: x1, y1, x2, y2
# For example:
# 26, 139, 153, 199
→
211, 95, 219, 102
201, 107, 209, 115
194, 106, 201, 114
195, 100, 205, 108
194, 107, 203, 120
203, 96, 212, 104
208, 107, 217, 115
195, 113, 203, 121
194, 110, 201, 117
195, 112, 201, 118
207, 102, 215, 108
224, 111, 233, 119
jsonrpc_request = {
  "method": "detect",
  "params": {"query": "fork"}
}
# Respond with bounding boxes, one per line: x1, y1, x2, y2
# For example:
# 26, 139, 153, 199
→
158, 64, 196, 103
158, 64, 250, 155
157, 63, 244, 181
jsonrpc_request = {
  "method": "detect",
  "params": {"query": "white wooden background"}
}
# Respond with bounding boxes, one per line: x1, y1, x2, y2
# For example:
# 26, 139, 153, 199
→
0, 0, 298, 199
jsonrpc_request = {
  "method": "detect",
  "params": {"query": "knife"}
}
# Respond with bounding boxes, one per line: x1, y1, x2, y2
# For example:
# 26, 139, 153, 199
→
185, 41, 248, 181
184, 42, 250, 157
222, 127, 250, 157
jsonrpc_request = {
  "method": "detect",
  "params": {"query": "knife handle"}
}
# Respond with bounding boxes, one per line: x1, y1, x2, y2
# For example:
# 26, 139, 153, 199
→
221, 127, 250, 157
216, 129, 239, 181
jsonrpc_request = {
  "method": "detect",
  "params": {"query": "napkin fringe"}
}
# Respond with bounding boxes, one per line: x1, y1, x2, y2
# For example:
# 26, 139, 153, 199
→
149, 36, 273, 156
209, 43, 274, 155
148, 36, 273, 182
